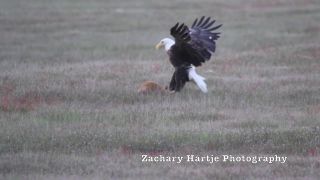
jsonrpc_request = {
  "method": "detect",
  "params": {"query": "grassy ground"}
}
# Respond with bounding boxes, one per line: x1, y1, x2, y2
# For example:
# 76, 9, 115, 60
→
1, 0, 320, 179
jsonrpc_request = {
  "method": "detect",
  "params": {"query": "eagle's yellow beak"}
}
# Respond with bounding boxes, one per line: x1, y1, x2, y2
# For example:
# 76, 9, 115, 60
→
155, 42, 163, 50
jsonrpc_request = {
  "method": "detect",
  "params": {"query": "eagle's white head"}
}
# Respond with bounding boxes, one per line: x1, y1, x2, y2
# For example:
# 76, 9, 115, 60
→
155, 38, 175, 51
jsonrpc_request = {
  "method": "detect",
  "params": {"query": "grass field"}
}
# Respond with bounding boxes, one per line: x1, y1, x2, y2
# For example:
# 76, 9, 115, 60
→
1, 0, 320, 179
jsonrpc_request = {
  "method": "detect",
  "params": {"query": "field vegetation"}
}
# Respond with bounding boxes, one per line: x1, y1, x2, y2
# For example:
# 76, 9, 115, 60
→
0, 0, 320, 179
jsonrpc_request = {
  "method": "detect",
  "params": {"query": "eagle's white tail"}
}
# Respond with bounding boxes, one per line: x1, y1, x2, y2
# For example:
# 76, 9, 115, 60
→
188, 66, 208, 93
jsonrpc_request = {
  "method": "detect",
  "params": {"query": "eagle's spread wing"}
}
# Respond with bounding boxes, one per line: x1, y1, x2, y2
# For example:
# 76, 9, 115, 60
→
190, 16, 222, 60
170, 16, 222, 67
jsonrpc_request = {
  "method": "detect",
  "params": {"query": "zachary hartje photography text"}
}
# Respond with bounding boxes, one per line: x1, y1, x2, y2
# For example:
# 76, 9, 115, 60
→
141, 154, 287, 164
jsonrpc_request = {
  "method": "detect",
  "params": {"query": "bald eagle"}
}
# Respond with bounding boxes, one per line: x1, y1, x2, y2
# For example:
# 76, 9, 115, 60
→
156, 16, 222, 93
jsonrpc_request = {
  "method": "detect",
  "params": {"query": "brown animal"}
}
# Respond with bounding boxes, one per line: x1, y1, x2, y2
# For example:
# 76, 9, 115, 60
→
137, 81, 166, 94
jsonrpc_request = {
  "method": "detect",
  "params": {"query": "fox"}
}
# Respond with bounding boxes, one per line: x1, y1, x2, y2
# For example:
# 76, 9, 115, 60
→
137, 81, 166, 94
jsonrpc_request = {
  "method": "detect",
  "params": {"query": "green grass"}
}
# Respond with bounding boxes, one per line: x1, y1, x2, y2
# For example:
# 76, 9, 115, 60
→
1, 0, 320, 179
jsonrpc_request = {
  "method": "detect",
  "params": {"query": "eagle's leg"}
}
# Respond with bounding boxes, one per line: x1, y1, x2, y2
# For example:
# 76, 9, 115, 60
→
174, 79, 186, 92
173, 66, 189, 92
169, 71, 177, 93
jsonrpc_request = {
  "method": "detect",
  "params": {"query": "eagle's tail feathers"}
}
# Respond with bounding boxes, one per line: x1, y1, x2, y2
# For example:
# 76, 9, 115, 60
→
188, 66, 208, 93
